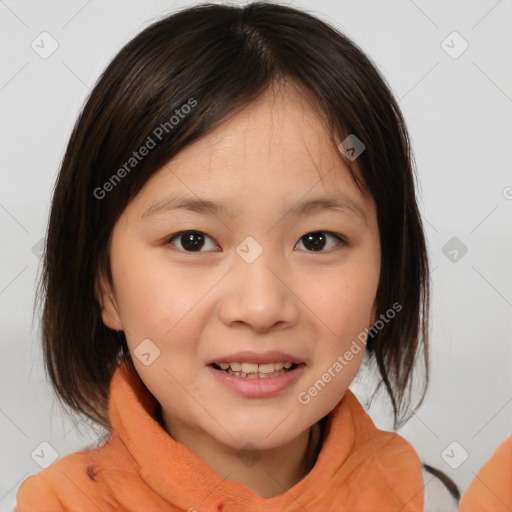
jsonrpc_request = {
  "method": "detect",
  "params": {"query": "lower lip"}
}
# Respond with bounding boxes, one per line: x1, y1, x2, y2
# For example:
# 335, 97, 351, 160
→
207, 364, 306, 398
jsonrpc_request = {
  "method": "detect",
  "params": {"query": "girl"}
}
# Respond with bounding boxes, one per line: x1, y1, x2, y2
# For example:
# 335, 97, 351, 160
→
16, 2, 460, 510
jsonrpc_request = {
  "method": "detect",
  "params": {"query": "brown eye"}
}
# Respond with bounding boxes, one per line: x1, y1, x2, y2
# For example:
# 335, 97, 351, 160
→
166, 230, 346, 253
295, 231, 346, 252
167, 231, 218, 252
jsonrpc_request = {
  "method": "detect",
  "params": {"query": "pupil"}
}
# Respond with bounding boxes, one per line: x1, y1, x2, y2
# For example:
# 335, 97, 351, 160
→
303, 232, 326, 251
182, 231, 204, 251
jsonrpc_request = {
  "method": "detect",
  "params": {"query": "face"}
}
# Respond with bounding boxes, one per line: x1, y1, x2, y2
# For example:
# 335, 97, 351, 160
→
97, 84, 381, 452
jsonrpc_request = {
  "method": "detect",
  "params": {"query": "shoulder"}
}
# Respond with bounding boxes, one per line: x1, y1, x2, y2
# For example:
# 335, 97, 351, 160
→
459, 435, 512, 510
15, 439, 115, 512
15, 434, 138, 511
15, 471, 65, 512
363, 431, 460, 510
421, 463, 460, 512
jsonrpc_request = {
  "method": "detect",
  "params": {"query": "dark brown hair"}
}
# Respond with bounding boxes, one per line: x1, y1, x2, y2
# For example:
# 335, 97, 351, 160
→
37, 1, 430, 432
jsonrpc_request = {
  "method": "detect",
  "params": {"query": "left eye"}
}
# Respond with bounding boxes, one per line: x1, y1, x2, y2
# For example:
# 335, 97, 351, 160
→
166, 231, 219, 252
166, 230, 346, 253
295, 231, 346, 252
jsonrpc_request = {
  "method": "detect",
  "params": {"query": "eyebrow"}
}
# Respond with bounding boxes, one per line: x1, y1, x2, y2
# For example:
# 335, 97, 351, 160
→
141, 192, 368, 224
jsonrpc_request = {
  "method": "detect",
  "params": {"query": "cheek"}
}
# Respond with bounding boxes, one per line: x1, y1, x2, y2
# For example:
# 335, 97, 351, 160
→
313, 263, 379, 334
109, 241, 180, 339
110, 243, 213, 366
304, 252, 379, 378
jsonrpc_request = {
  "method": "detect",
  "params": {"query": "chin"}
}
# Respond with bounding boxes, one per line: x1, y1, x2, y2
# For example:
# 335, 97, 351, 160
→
214, 422, 303, 452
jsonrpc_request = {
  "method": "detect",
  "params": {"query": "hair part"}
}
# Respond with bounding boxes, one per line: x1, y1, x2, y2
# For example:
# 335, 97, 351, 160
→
37, 1, 430, 432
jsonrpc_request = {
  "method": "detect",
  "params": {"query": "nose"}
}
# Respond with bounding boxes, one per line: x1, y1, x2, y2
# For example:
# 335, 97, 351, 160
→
218, 249, 300, 333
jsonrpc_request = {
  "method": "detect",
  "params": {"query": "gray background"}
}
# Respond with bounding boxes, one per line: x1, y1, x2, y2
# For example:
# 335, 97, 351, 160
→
1, 0, 511, 508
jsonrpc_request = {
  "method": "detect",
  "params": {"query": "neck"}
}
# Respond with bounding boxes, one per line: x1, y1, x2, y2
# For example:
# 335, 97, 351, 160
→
160, 410, 324, 498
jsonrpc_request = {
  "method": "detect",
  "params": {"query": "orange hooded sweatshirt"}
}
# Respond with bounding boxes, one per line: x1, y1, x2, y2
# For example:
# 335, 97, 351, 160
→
458, 435, 512, 512
16, 360, 425, 511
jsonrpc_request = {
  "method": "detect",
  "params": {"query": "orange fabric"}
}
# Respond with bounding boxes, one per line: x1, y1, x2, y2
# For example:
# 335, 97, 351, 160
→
459, 436, 512, 512
16, 360, 425, 511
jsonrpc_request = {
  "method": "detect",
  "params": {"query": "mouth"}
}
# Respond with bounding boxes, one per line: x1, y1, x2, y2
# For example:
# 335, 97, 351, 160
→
207, 360, 307, 398
209, 361, 303, 379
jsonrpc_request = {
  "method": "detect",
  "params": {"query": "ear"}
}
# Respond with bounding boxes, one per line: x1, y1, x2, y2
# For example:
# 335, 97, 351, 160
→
95, 272, 123, 331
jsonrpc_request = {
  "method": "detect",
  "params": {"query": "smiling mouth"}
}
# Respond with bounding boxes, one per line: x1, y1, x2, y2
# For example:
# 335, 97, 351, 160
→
209, 362, 302, 379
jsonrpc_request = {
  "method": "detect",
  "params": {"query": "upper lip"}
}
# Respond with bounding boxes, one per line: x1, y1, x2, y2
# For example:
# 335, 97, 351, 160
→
207, 350, 305, 365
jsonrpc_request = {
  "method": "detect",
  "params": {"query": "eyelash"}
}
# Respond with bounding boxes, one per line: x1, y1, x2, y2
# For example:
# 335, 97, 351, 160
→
165, 230, 348, 253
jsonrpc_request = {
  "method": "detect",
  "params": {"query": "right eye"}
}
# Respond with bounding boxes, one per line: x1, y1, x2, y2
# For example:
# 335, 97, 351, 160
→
166, 231, 220, 252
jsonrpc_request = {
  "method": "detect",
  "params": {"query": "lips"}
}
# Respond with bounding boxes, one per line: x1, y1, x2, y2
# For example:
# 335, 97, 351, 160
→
207, 361, 306, 398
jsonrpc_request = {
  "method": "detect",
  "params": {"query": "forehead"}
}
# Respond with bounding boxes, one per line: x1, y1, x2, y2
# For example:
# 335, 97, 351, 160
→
185, 85, 338, 172
130, 84, 372, 221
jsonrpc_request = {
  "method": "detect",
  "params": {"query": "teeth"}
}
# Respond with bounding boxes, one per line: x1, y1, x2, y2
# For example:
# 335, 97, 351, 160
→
215, 361, 296, 374
257, 363, 276, 374
241, 362, 259, 374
